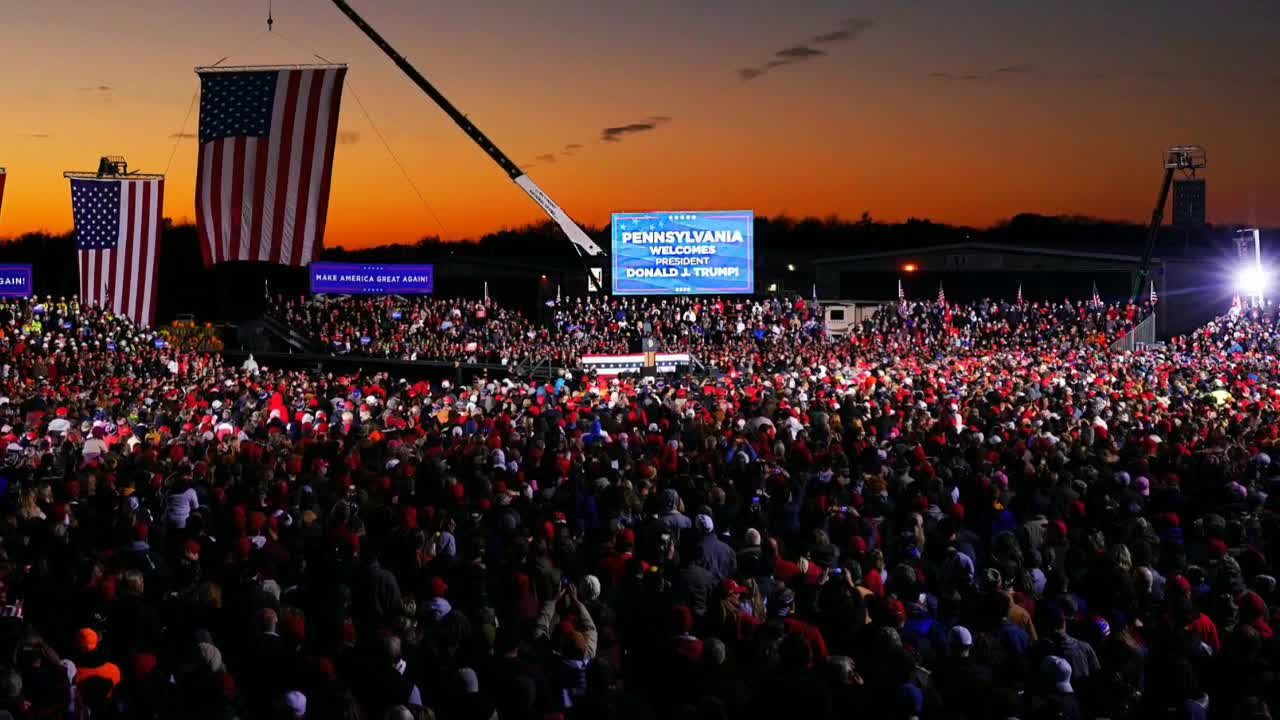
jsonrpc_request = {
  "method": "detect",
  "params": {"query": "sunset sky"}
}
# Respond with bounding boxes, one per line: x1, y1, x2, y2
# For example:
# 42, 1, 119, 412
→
1, 0, 1277, 249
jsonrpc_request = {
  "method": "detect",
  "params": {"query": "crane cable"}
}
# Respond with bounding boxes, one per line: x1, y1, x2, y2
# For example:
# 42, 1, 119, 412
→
279, 30, 452, 238
187, 7, 451, 237
164, 17, 275, 174
163, 91, 199, 175
342, 77, 452, 239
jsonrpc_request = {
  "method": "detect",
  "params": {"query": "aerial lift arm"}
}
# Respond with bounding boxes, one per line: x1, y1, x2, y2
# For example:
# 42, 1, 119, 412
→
1132, 146, 1205, 302
327, 0, 606, 258
1133, 166, 1175, 301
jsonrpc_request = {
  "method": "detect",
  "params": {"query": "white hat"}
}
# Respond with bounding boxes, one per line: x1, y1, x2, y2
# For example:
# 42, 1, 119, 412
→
695, 514, 714, 534
283, 690, 307, 717
581, 575, 602, 601
1042, 656, 1073, 694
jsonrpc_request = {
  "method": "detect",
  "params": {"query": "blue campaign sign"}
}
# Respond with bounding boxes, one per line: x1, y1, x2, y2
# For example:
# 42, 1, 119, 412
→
0, 265, 32, 298
310, 262, 435, 295
612, 211, 754, 295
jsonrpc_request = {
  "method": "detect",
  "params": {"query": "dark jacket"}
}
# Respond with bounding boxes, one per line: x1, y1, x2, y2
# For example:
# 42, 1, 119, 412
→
353, 560, 402, 626
693, 533, 737, 581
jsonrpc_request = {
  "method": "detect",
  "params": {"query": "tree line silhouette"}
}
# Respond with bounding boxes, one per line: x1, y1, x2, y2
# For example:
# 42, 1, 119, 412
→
0, 213, 1244, 324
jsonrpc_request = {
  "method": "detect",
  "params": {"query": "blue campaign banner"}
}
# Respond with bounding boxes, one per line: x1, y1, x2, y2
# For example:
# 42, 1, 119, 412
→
0, 265, 32, 298
310, 262, 435, 295
612, 211, 754, 295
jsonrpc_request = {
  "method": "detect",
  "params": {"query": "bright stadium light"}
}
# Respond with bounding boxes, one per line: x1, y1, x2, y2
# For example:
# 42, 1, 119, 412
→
1236, 265, 1270, 298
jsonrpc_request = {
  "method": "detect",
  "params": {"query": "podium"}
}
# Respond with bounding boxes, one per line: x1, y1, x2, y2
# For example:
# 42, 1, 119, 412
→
641, 337, 659, 377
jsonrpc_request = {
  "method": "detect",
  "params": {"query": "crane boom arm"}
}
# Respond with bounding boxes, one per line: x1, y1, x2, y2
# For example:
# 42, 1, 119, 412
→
328, 0, 606, 257
1132, 166, 1174, 302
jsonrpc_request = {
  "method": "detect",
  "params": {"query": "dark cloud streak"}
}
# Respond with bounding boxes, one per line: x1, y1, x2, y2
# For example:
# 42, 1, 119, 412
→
601, 115, 672, 143
929, 65, 1031, 83
811, 18, 875, 44
740, 17, 874, 81
776, 45, 825, 60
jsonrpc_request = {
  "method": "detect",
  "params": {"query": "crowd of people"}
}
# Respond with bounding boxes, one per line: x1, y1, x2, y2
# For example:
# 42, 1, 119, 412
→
0, 292, 1276, 720
1177, 304, 1280, 356
267, 296, 542, 366
270, 294, 1157, 374
868, 297, 1155, 354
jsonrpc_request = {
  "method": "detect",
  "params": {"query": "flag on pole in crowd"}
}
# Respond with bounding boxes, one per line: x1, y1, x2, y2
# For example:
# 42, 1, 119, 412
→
1150, 280, 1158, 304
195, 64, 348, 267
0, 168, 6, 223
1091, 282, 1102, 307
1017, 283, 1023, 305
937, 283, 946, 306
483, 281, 489, 303
70, 175, 164, 328
1232, 294, 1243, 314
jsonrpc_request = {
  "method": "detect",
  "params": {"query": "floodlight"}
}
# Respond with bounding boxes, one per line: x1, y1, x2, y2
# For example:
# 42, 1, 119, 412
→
1236, 266, 1270, 297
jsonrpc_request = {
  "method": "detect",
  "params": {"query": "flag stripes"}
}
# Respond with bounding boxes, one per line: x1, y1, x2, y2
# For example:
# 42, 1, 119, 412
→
197, 66, 346, 267
72, 177, 163, 328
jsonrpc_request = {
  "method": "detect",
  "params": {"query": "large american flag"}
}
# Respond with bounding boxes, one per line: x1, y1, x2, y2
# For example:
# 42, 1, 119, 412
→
196, 65, 347, 267
71, 176, 164, 328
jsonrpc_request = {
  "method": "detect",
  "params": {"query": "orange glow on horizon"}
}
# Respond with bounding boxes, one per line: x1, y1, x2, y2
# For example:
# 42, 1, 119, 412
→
0, 2, 1276, 250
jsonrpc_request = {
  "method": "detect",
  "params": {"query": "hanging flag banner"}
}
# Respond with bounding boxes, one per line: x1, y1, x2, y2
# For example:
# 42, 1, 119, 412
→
68, 174, 164, 327
0, 264, 32, 298
309, 262, 434, 295
612, 210, 754, 295
195, 64, 347, 267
